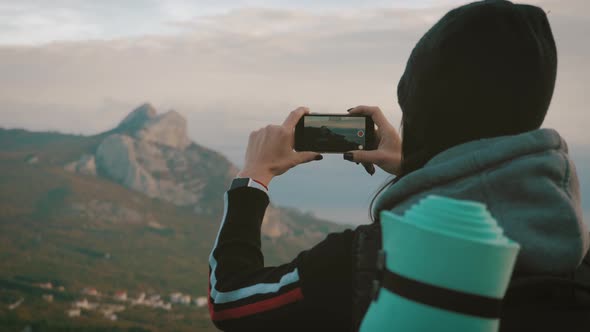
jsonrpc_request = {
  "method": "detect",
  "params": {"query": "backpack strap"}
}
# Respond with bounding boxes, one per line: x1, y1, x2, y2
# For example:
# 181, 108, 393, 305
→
506, 249, 590, 304
500, 250, 590, 332
351, 223, 381, 332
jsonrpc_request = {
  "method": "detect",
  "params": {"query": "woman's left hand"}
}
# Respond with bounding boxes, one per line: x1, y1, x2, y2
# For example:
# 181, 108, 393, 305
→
237, 107, 323, 187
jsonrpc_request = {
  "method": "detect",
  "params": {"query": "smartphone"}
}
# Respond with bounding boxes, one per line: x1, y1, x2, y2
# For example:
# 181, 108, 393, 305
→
294, 114, 375, 153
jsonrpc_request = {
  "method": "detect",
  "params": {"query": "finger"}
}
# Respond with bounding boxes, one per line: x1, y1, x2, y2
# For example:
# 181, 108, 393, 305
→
375, 127, 382, 142
371, 127, 382, 149
344, 149, 386, 165
361, 162, 375, 176
295, 152, 323, 165
348, 105, 391, 129
282, 107, 310, 130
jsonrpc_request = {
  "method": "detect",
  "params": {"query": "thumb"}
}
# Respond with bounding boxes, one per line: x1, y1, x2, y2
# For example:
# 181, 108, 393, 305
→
295, 152, 323, 164
344, 150, 384, 164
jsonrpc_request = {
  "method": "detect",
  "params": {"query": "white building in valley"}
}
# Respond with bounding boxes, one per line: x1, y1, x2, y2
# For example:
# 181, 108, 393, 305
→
114, 291, 127, 301
170, 292, 191, 305
195, 296, 208, 308
73, 298, 98, 310
67, 308, 81, 317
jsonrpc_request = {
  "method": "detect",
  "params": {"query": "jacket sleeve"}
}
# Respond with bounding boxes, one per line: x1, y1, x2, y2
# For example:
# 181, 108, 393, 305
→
208, 184, 354, 331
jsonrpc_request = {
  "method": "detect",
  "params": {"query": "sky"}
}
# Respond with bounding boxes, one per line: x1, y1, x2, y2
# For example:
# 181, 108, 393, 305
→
0, 0, 458, 45
0, 0, 589, 224
305, 116, 366, 129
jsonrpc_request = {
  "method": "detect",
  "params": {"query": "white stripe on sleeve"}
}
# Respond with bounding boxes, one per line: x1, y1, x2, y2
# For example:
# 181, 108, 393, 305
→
208, 191, 299, 305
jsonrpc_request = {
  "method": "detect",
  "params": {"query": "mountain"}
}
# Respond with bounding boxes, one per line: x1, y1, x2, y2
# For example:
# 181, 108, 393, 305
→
0, 104, 347, 332
570, 144, 590, 221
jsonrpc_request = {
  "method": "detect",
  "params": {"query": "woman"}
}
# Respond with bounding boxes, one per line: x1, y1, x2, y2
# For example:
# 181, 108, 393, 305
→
208, 1, 590, 331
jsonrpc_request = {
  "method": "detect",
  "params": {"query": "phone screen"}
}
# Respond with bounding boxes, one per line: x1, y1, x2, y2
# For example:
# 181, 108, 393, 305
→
295, 114, 374, 153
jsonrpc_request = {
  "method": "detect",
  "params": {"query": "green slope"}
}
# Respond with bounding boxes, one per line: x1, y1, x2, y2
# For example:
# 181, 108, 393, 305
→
0, 128, 347, 331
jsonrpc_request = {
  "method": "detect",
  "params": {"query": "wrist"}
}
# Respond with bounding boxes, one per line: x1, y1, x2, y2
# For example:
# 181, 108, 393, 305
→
237, 167, 274, 187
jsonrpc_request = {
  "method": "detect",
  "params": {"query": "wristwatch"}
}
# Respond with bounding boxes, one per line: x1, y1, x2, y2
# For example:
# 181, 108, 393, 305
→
230, 178, 269, 194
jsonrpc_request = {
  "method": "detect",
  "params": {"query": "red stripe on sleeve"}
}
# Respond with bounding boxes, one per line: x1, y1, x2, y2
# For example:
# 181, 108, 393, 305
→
251, 178, 269, 191
210, 287, 304, 321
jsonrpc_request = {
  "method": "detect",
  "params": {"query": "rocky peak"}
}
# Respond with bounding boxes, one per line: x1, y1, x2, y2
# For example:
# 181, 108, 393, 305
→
115, 104, 191, 150
90, 103, 230, 215
137, 110, 191, 150
61, 103, 325, 239
117, 103, 157, 132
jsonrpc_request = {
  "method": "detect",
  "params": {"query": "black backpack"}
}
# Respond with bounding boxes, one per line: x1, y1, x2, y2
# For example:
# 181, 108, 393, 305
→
351, 224, 590, 332
500, 252, 590, 332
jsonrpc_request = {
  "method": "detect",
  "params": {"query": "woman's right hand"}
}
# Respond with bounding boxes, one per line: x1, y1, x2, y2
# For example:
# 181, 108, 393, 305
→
344, 106, 402, 176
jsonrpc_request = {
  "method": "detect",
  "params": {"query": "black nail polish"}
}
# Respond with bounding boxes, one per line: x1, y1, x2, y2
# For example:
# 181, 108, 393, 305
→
343, 152, 354, 162
314, 154, 323, 161
346, 108, 354, 113
363, 163, 375, 175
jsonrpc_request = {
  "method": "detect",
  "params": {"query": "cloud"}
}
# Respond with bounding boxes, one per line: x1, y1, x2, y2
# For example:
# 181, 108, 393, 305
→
0, 3, 101, 44
0, 0, 195, 45
1, 1, 588, 225
0, 1, 589, 154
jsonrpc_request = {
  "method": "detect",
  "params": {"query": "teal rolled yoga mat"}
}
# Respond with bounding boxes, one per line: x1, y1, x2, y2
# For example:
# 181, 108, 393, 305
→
360, 195, 520, 332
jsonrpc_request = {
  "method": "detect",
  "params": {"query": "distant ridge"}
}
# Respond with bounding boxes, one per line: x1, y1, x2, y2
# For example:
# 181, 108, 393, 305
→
0, 103, 346, 330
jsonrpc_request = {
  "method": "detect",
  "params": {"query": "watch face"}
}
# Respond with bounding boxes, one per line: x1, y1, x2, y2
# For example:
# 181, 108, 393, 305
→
230, 178, 250, 191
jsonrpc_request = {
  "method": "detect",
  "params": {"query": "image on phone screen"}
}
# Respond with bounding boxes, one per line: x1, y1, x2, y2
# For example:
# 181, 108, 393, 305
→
295, 115, 374, 153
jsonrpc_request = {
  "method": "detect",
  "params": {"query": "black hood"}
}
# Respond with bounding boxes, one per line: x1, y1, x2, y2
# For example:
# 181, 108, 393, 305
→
397, 0, 557, 173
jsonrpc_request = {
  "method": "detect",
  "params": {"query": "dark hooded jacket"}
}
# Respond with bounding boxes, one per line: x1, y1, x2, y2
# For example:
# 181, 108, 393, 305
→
352, 129, 590, 331
352, 1, 590, 330
208, 1, 590, 332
